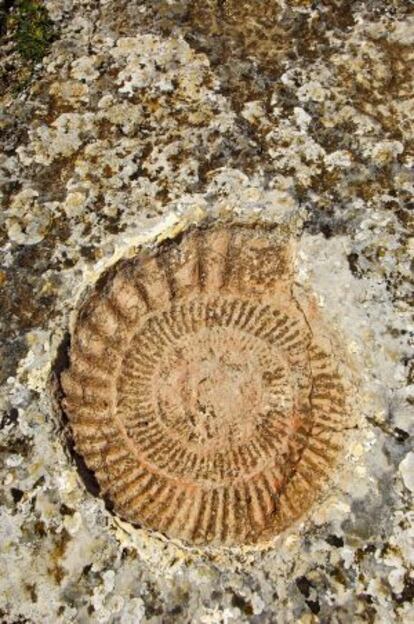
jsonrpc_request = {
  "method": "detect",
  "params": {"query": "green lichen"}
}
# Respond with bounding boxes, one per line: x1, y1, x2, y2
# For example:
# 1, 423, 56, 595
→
0, 0, 56, 94
9, 0, 55, 62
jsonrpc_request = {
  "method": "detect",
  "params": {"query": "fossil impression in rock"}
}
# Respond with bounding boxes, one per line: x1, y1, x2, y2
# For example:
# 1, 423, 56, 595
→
61, 223, 348, 546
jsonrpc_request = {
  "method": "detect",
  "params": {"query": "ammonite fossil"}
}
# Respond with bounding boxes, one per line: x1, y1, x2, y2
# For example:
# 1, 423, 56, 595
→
61, 223, 349, 546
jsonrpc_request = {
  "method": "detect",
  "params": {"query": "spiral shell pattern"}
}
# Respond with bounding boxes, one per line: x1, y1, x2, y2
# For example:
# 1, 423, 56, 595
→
61, 224, 348, 545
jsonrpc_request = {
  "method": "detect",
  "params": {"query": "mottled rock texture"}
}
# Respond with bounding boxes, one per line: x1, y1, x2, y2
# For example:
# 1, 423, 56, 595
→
0, 1, 413, 623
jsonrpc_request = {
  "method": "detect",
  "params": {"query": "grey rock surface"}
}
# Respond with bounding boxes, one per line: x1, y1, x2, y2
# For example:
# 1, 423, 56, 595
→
0, 1, 413, 623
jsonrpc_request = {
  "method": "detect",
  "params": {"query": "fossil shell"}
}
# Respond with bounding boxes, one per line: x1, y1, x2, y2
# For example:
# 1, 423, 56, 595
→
61, 224, 349, 546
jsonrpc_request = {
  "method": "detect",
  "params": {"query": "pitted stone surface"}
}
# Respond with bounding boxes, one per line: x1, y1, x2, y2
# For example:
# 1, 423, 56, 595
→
1, 1, 412, 621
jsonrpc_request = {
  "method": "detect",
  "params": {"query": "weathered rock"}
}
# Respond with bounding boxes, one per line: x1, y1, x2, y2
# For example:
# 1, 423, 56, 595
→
0, 1, 412, 623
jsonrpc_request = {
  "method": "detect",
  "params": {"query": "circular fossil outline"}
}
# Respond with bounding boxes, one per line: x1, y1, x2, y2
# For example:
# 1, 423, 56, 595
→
61, 222, 350, 546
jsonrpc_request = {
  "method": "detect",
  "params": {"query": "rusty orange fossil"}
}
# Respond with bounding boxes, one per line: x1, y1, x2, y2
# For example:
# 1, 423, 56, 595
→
61, 223, 349, 545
